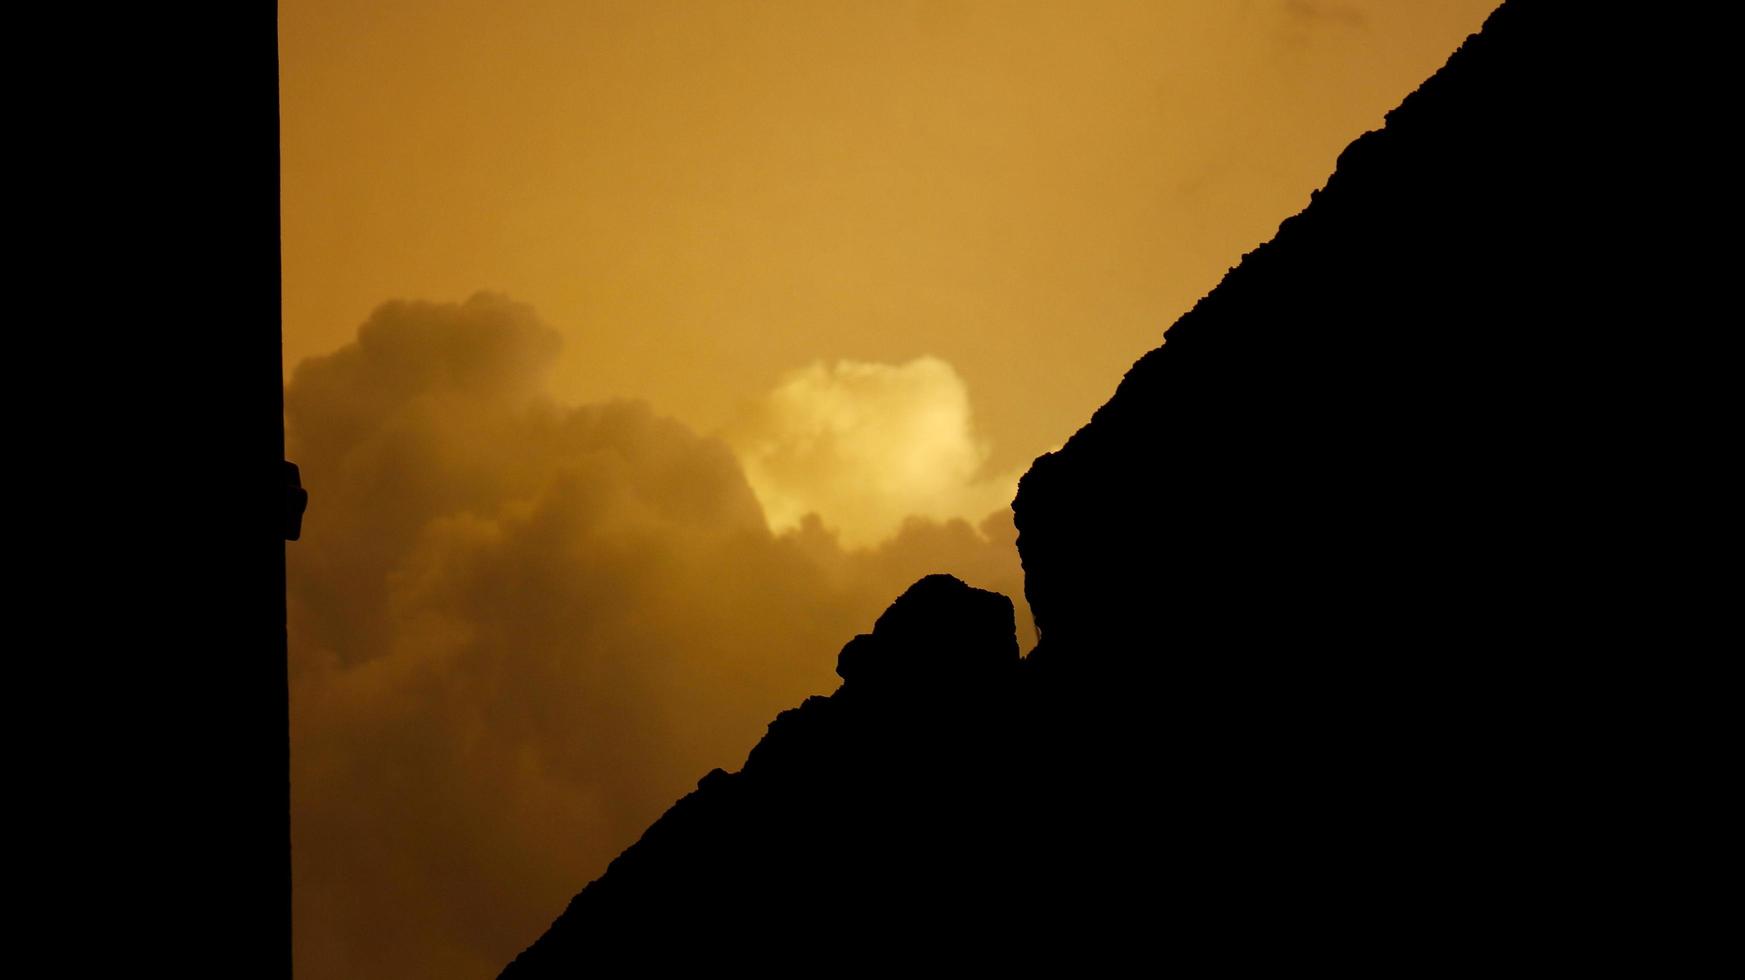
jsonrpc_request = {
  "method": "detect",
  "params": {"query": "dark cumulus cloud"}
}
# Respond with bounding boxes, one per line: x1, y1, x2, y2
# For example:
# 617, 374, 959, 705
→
286, 292, 1030, 979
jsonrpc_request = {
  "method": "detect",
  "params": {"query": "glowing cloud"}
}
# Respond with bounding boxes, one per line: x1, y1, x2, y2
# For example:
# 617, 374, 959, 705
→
285, 295, 1030, 979
727, 356, 1021, 548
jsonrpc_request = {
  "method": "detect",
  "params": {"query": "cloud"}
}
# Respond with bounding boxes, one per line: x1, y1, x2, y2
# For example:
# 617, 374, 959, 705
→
725, 356, 1023, 549
286, 294, 1030, 979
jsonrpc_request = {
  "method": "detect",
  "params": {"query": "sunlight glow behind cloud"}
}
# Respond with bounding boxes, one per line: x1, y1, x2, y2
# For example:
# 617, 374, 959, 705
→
727, 357, 1022, 548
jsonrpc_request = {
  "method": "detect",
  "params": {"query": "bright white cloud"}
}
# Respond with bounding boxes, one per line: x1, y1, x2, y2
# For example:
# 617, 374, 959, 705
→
726, 356, 1020, 548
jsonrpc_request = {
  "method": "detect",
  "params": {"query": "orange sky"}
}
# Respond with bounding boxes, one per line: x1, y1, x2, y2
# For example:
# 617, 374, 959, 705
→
283, 0, 1498, 481
281, 3, 1500, 977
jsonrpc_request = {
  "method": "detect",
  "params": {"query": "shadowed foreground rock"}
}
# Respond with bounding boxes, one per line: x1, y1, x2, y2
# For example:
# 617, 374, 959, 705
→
502, 575, 1031, 971
503, 4, 1687, 971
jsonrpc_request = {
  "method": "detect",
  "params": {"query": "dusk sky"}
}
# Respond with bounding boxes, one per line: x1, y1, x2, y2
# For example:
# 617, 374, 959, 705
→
281, 2, 1499, 976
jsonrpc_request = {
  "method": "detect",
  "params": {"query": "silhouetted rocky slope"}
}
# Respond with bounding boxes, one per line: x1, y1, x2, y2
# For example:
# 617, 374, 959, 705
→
503, 4, 1670, 971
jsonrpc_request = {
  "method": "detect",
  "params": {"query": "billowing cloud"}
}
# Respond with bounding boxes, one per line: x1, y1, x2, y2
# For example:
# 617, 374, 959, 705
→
286, 294, 1030, 980
725, 356, 1023, 549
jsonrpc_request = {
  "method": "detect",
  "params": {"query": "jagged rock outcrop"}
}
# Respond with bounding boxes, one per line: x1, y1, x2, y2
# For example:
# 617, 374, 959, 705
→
1016, 1, 1633, 668
501, 576, 1029, 973
835, 573, 1019, 694
503, 4, 1669, 972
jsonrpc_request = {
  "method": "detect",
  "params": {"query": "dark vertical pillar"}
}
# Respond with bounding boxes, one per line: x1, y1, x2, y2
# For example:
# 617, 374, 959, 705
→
185, 2, 292, 973
269, 2, 293, 972
188, 1, 292, 972
26, 2, 290, 975
263, 3, 293, 973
